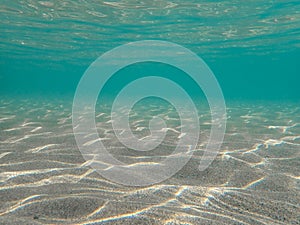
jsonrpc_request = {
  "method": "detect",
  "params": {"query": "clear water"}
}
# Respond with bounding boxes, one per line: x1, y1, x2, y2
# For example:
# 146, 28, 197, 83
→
0, 1, 300, 224
1, 0, 300, 99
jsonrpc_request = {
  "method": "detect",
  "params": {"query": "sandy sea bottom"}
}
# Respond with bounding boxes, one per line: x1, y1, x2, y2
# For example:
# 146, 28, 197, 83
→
0, 97, 299, 225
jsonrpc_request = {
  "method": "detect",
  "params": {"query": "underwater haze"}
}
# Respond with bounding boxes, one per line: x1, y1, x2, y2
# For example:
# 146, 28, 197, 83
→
1, 0, 300, 99
0, 0, 300, 224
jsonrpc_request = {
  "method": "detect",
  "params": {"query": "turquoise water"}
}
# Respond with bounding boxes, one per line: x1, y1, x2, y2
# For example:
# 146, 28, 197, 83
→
1, 1, 300, 224
1, 0, 300, 99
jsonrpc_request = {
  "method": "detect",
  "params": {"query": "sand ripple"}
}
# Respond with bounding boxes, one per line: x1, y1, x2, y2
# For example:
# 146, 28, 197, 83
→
0, 98, 299, 224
